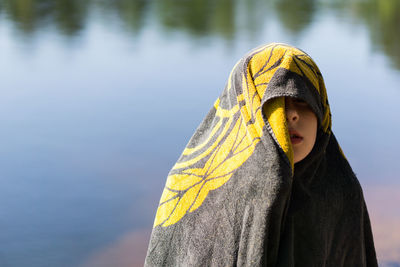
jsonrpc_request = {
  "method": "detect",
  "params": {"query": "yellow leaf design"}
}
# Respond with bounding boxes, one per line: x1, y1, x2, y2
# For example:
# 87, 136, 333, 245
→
162, 183, 203, 226
154, 111, 260, 227
165, 168, 204, 191
153, 190, 179, 227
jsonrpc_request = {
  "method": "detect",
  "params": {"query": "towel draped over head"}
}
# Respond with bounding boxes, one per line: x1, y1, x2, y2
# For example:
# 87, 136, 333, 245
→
145, 43, 377, 266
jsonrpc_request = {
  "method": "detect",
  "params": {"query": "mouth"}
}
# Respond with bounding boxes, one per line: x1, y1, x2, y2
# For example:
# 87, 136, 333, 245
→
289, 129, 303, 145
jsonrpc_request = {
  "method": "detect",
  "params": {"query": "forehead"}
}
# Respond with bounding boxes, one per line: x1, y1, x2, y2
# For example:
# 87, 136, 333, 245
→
262, 68, 324, 124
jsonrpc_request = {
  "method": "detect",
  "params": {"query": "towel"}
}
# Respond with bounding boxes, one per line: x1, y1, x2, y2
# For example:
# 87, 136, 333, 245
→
145, 43, 378, 266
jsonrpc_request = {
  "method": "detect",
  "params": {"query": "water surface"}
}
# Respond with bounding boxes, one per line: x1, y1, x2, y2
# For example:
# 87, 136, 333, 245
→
0, 0, 399, 266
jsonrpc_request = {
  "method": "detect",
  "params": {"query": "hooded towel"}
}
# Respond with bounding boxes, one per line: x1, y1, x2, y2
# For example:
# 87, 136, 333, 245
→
145, 43, 377, 266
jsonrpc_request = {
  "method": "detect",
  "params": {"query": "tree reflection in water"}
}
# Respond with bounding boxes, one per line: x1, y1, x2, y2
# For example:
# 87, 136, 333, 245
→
0, 0, 399, 70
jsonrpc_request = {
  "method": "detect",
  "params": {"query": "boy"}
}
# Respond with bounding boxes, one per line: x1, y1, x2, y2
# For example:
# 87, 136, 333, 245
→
145, 43, 377, 266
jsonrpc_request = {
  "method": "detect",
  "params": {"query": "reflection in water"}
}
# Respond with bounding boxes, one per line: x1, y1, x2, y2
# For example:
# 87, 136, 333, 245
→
155, 0, 235, 39
274, 0, 316, 37
79, 185, 400, 267
52, 0, 88, 35
364, 185, 400, 265
353, 0, 400, 70
81, 229, 152, 267
1, 0, 89, 36
97, 0, 149, 35
1, 0, 400, 266
0, 0, 399, 69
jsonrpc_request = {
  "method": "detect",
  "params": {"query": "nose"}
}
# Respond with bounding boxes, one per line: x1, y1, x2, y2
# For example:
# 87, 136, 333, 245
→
285, 103, 299, 123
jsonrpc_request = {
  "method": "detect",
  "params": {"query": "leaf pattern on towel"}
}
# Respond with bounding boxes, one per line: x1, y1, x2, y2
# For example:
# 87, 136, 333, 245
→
153, 43, 331, 228
154, 107, 260, 227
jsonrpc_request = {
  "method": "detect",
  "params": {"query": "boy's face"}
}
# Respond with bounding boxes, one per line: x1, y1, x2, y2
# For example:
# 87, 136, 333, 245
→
285, 97, 318, 164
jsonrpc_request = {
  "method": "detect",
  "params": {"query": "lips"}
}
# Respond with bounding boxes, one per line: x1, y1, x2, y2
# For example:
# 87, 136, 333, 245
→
289, 129, 303, 145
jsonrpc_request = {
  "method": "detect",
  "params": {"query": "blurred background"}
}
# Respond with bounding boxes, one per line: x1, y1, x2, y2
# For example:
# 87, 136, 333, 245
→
0, 0, 399, 266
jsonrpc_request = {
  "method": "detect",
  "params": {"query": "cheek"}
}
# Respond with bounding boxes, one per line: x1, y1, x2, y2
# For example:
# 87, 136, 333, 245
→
306, 113, 318, 145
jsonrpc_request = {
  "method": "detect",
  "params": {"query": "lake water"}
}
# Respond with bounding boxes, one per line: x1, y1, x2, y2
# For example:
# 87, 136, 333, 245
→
0, 0, 399, 266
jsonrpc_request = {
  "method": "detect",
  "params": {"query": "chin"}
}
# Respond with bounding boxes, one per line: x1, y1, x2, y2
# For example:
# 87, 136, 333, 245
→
293, 153, 307, 164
